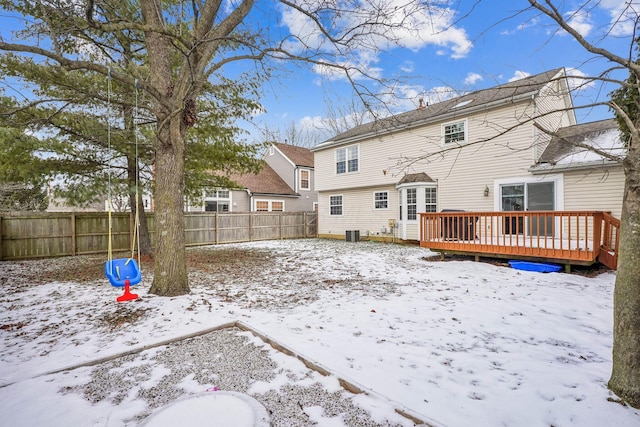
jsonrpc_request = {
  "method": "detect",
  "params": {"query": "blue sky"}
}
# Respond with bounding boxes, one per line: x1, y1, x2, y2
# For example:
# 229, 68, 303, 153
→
1, 1, 637, 145
248, 0, 639, 143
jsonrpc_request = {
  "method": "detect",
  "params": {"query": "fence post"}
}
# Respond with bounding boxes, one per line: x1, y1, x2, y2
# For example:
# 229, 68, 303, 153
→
279, 212, 283, 240
71, 213, 77, 256
215, 212, 219, 245
0, 214, 3, 260
249, 212, 253, 242
303, 212, 307, 238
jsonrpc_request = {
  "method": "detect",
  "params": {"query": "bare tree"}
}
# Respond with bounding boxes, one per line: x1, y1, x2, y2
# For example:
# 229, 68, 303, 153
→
521, 0, 640, 409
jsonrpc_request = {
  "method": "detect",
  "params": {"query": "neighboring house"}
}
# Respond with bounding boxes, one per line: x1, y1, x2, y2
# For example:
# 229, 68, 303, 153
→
188, 142, 317, 212
311, 68, 624, 242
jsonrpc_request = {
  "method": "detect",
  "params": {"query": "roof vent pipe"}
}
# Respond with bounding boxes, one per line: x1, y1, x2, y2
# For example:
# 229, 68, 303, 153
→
418, 98, 425, 110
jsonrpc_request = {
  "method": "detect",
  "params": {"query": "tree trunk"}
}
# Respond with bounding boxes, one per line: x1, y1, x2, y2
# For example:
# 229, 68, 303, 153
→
609, 145, 640, 408
141, 0, 189, 296
148, 116, 189, 296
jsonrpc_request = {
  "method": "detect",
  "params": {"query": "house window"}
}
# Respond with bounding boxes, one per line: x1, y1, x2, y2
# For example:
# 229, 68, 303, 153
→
204, 188, 231, 212
496, 176, 562, 237
374, 191, 388, 209
407, 188, 417, 220
255, 200, 285, 212
425, 187, 437, 212
336, 145, 359, 174
330, 195, 343, 215
300, 169, 310, 191
443, 120, 466, 144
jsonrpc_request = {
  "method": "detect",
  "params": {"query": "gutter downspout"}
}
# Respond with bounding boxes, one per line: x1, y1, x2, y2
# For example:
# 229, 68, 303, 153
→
244, 188, 253, 211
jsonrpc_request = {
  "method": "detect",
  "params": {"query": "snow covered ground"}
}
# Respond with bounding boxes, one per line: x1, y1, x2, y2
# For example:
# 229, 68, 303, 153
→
1, 238, 639, 426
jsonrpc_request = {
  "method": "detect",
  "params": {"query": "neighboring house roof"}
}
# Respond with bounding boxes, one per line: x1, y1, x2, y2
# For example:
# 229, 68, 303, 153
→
227, 164, 297, 196
273, 143, 314, 167
531, 119, 626, 174
312, 68, 566, 150
397, 172, 435, 185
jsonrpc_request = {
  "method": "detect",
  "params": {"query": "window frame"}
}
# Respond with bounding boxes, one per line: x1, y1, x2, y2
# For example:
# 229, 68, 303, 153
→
406, 188, 417, 220
254, 199, 285, 212
329, 194, 343, 216
396, 184, 438, 223
299, 168, 311, 191
425, 187, 437, 212
373, 191, 389, 210
203, 188, 232, 212
442, 119, 467, 145
335, 144, 359, 175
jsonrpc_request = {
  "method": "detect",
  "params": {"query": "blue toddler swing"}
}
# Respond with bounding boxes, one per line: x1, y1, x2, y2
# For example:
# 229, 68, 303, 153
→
104, 72, 142, 302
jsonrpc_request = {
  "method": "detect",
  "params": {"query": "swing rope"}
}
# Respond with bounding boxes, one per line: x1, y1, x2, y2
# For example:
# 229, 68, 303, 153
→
107, 68, 114, 266
106, 70, 141, 275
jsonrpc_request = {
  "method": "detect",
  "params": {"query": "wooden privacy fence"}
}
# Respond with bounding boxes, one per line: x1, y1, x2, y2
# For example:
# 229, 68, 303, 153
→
0, 211, 318, 260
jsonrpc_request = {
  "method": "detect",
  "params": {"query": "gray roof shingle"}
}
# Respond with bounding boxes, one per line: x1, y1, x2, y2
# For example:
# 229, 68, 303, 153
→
274, 143, 314, 167
315, 68, 565, 148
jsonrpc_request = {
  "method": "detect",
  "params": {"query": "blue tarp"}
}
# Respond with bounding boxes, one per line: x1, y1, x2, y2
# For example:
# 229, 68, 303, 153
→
508, 260, 562, 273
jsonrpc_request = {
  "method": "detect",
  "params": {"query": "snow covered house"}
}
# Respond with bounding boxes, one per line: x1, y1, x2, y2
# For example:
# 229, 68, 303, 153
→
311, 68, 624, 262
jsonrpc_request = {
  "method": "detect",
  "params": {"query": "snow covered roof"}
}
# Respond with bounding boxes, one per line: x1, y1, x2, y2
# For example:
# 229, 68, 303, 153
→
531, 119, 626, 173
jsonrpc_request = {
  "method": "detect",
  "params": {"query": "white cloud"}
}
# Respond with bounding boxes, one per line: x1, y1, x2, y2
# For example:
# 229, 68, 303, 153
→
599, 0, 640, 36
508, 70, 531, 82
565, 67, 596, 92
464, 72, 483, 85
400, 61, 415, 73
279, 1, 473, 83
565, 9, 593, 37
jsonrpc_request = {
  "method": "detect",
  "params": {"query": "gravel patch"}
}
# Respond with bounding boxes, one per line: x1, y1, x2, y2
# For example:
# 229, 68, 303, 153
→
61, 327, 413, 426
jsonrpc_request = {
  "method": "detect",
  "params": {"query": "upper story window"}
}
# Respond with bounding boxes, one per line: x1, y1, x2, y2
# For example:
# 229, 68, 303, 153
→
299, 169, 310, 191
336, 145, 359, 174
374, 191, 388, 209
443, 120, 466, 144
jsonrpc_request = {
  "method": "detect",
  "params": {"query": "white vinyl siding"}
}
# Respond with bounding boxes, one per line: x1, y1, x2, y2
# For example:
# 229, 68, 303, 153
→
313, 79, 579, 240
318, 188, 398, 236
562, 167, 624, 219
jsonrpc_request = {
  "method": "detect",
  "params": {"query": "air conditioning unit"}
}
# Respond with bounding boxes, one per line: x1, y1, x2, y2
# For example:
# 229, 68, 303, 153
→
345, 230, 360, 242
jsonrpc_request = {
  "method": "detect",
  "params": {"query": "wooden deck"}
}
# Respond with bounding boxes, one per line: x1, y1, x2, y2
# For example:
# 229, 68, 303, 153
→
419, 210, 620, 271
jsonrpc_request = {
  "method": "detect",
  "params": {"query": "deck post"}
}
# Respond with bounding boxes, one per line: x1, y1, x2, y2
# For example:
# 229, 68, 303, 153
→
564, 264, 571, 273
440, 251, 445, 261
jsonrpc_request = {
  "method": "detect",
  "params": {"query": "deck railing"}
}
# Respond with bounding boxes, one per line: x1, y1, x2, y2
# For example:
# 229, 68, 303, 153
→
419, 210, 619, 268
